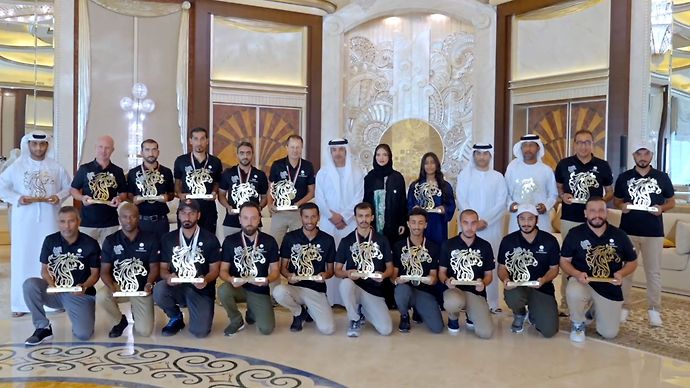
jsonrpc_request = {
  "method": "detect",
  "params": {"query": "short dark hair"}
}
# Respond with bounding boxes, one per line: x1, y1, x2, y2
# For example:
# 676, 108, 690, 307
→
58, 206, 81, 221
286, 134, 303, 145
140, 138, 158, 150
574, 129, 594, 141
189, 127, 209, 138
354, 201, 374, 215
459, 209, 478, 220
408, 207, 428, 221
237, 141, 253, 151
299, 202, 319, 215
585, 196, 606, 207
239, 201, 261, 216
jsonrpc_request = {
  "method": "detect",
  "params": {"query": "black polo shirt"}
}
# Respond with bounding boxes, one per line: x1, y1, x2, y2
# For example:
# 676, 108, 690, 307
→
268, 157, 315, 205
280, 228, 336, 293
71, 160, 127, 228
160, 227, 221, 298
173, 153, 223, 216
393, 238, 439, 295
335, 230, 392, 297
555, 155, 613, 222
497, 230, 560, 295
126, 163, 174, 217
561, 223, 637, 301
40, 231, 101, 295
219, 165, 269, 227
222, 231, 279, 295
439, 235, 495, 297
101, 230, 161, 292
614, 168, 675, 237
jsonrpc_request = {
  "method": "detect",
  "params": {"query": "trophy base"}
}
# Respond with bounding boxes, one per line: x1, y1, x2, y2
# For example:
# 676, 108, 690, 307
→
570, 198, 588, 204
26, 197, 51, 203
351, 272, 382, 280
232, 277, 267, 283
186, 194, 214, 200
292, 275, 323, 281
399, 275, 427, 282
138, 195, 163, 202
423, 208, 443, 214
588, 277, 617, 283
88, 199, 112, 205
626, 204, 659, 213
275, 205, 298, 211
230, 208, 240, 214
506, 281, 541, 287
47, 286, 82, 293
113, 291, 149, 297
170, 277, 205, 284
450, 280, 482, 286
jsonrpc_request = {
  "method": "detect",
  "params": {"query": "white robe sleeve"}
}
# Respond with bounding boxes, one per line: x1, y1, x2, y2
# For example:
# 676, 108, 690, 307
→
543, 165, 558, 210
504, 164, 516, 207
0, 165, 22, 205
314, 171, 329, 216
56, 165, 72, 203
484, 175, 508, 227
342, 171, 364, 229
456, 172, 471, 212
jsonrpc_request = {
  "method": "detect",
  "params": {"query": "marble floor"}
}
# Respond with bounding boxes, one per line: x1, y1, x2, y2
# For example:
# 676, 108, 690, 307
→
1, 252, 689, 387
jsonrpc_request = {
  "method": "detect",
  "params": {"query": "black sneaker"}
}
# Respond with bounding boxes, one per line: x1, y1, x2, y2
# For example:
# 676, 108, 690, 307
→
357, 304, 366, 327
108, 315, 129, 338
25, 325, 53, 346
399, 314, 411, 333
245, 309, 256, 325
412, 309, 423, 324
224, 320, 246, 336
302, 306, 313, 322
290, 309, 306, 332
347, 320, 361, 337
161, 315, 185, 336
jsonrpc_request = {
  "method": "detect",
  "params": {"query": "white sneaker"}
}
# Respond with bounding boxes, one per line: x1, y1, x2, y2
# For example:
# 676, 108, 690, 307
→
569, 323, 586, 343
648, 309, 663, 327
620, 308, 630, 323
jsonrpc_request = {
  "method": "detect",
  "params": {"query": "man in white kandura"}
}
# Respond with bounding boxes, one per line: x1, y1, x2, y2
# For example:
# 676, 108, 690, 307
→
456, 143, 507, 314
0, 131, 71, 317
315, 138, 364, 306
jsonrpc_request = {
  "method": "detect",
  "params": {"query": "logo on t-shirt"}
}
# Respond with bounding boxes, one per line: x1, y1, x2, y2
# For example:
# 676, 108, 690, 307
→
114, 244, 124, 255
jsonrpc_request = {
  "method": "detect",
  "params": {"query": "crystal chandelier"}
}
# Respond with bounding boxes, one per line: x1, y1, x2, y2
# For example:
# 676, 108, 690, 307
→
120, 83, 155, 168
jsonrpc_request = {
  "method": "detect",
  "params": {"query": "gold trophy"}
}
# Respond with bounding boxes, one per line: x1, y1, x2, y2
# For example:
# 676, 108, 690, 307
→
398, 241, 432, 284
349, 233, 383, 279
625, 177, 662, 212
585, 245, 621, 284
414, 182, 443, 214
170, 229, 206, 283
568, 171, 599, 205
230, 182, 258, 214
23, 170, 55, 203
112, 257, 149, 297
185, 169, 214, 200
46, 253, 83, 293
231, 237, 268, 284
86, 172, 117, 205
271, 180, 298, 211
135, 168, 165, 203
449, 248, 483, 286
504, 247, 540, 287
289, 244, 323, 281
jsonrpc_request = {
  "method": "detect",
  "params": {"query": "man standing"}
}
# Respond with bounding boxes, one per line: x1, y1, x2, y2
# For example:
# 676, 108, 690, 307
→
218, 141, 268, 238
505, 134, 558, 232
614, 141, 675, 327
97, 203, 160, 338
560, 197, 638, 342
315, 138, 364, 306
174, 127, 223, 234
0, 131, 71, 317
273, 203, 336, 334
392, 208, 443, 334
439, 209, 495, 339
127, 139, 175, 240
267, 135, 315, 247
70, 136, 128, 244
497, 205, 560, 337
218, 202, 280, 336
335, 202, 394, 337
456, 143, 507, 314
153, 199, 221, 338
22, 206, 101, 344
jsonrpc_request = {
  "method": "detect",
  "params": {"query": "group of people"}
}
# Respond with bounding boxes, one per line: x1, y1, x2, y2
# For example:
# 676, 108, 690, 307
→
0, 126, 675, 346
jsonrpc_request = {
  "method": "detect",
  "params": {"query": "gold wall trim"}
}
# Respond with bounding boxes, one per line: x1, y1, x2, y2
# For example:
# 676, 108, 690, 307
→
269, 0, 337, 14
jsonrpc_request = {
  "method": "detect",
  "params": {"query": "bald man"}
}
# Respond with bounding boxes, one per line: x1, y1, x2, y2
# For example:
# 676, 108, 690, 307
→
70, 136, 128, 244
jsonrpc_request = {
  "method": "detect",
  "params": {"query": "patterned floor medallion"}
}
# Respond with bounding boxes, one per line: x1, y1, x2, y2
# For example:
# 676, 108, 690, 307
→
0, 342, 343, 387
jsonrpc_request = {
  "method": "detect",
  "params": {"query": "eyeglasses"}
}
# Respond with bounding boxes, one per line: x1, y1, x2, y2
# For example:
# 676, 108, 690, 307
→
575, 141, 593, 146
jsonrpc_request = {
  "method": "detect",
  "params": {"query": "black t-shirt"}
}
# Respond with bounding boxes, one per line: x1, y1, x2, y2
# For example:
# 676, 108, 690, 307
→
222, 231, 279, 295
126, 163, 175, 216
40, 232, 101, 295
335, 230, 392, 297
280, 228, 336, 293
614, 168, 675, 237
561, 223, 637, 301
555, 156, 613, 222
71, 160, 127, 227
268, 157, 315, 205
439, 235, 495, 297
101, 230, 161, 292
160, 227, 221, 298
392, 238, 439, 295
219, 165, 269, 227
497, 230, 560, 295
173, 153, 223, 215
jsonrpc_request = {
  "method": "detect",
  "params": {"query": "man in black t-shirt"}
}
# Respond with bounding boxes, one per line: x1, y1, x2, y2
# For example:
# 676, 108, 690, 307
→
392, 207, 443, 334
267, 135, 315, 247
153, 199, 221, 338
218, 202, 280, 336
613, 141, 675, 327
497, 204, 560, 337
273, 203, 336, 334
335, 202, 393, 337
173, 127, 223, 234
23, 206, 101, 345
127, 139, 175, 240
97, 203, 160, 338
439, 209, 495, 339
561, 198, 637, 343
69, 136, 128, 244
554, 130, 614, 315
217, 141, 268, 239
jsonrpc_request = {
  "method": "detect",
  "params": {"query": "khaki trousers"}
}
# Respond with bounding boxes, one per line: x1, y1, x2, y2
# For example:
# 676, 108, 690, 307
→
566, 276, 622, 339
558, 219, 583, 309
96, 285, 154, 337
622, 235, 663, 311
273, 284, 335, 334
443, 288, 493, 339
